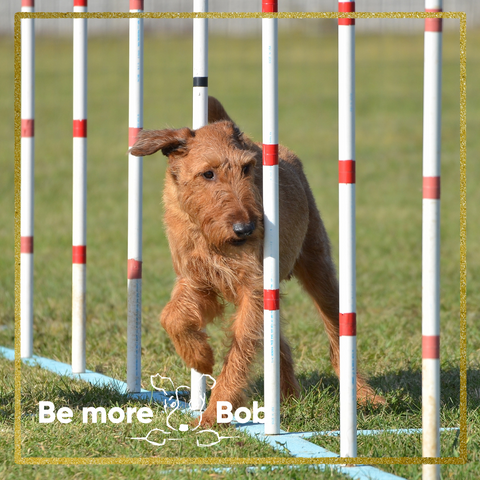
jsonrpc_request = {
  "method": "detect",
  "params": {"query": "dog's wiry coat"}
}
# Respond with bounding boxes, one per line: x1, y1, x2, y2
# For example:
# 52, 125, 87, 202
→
130, 97, 381, 426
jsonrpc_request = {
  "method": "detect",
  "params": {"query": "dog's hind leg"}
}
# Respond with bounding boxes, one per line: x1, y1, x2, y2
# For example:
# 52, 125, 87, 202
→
293, 209, 382, 405
280, 333, 301, 400
293, 220, 341, 378
160, 278, 223, 376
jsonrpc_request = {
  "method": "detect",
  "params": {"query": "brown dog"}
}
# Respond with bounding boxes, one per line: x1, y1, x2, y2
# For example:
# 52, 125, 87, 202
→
130, 97, 379, 426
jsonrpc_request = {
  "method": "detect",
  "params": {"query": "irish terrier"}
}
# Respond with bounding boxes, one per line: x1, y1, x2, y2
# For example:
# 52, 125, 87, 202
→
130, 97, 380, 427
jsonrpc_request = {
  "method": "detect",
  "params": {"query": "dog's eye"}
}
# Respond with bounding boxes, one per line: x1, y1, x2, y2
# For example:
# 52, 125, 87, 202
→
242, 164, 251, 176
203, 171, 215, 180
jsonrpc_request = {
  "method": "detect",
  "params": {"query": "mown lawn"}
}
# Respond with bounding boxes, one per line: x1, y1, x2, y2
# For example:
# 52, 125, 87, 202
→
0, 26, 478, 479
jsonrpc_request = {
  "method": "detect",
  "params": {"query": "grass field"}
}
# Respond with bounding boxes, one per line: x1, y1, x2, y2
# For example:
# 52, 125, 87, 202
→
0, 25, 478, 479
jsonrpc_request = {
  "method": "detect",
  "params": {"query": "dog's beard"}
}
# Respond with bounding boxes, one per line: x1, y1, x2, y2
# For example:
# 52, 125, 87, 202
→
207, 234, 260, 258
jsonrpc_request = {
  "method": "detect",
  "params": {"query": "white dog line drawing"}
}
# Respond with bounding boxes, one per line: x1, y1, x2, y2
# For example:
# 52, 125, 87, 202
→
130, 374, 238, 448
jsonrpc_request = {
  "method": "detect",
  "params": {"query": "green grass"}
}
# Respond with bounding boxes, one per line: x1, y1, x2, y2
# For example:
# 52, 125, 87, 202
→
0, 27, 478, 479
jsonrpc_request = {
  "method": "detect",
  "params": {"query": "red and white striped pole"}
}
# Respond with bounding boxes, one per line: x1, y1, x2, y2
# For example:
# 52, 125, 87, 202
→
422, 1, 442, 479
262, 0, 280, 436
72, 0, 88, 374
20, 0, 35, 359
338, 0, 357, 459
190, 0, 209, 411
127, 0, 144, 393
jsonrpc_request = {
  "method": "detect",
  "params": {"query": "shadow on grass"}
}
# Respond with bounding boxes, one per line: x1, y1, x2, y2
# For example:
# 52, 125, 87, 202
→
251, 366, 479, 414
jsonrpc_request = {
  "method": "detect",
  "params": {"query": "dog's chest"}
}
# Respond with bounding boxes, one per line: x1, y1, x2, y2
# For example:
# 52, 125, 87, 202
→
186, 252, 261, 305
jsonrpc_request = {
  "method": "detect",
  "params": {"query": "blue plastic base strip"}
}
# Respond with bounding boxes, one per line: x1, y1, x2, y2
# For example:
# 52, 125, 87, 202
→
0, 346, 182, 407
290, 428, 458, 438
236, 423, 405, 479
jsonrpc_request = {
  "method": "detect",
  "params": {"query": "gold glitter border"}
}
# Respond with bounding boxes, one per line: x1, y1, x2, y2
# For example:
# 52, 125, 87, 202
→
13, 11, 467, 468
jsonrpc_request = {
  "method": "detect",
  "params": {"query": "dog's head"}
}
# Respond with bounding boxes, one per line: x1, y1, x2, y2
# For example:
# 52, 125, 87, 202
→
130, 120, 263, 252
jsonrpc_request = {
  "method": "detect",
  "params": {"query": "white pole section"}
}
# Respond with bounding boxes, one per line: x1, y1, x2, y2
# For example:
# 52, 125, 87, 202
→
338, 0, 357, 459
262, 0, 280, 436
127, 0, 144, 393
422, 2, 442, 479
21, 0, 35, 359
190, 0, 209, 412
72, 0, 88, 374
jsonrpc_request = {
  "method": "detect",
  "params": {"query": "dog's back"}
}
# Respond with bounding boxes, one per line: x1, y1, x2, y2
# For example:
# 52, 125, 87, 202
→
204, 98, 377, 404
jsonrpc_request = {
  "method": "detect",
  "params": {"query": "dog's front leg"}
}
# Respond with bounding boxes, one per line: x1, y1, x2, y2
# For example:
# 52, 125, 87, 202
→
160, 278, 222, 375
200, 292, 263, 427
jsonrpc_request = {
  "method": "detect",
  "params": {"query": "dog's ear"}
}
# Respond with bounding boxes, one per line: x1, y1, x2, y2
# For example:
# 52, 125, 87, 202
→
232, 125, 244, 142
130, 128, 194, 158
208, 96, 233, 123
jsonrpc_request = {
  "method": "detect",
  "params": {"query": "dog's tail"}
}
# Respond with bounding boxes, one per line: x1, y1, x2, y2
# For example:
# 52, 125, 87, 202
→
208, 96, 234, 124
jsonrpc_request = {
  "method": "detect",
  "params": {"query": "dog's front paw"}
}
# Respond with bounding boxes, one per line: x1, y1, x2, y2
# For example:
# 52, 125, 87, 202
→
198, 405, 218, 428
181, 339, 215, 375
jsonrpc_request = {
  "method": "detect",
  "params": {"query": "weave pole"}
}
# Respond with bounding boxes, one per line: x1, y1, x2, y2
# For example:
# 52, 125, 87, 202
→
127, 0, 144, 393
20, 0, 35, 359
72, 0, 88, 374
190, 0, 209, 411
422, 1, 442, 479
262, 0, 280, 435
338, 0, 357, 458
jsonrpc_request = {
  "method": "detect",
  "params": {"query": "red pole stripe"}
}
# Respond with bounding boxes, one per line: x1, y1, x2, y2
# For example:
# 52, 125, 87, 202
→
262, 0, 278, 13
74, 0, 87, 6
72, 246, 87, 264
73, 120, 87, 138
423, 176, 440, 199
339, 160, 356, 184
130, 0, 144, 10
21, 119, 34, 138
339, 1, 355, 26
129, 127, 142, 148
422, 335, 440, 359
21, 236, 34, 254
339, 312, 356, 336
128, 259, 142, 279
22, 0, 34, 6
263, 144, 279, 166
425, 8, 442, 32
264, 289, 280, 311
339, 1, 355, 12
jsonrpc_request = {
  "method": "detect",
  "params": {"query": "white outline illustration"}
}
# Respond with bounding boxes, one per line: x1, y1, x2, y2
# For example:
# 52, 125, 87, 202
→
130, 374, 238, 448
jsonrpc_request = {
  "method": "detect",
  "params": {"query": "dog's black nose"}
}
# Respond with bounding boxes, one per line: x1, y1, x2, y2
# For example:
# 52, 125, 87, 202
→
233, 222, 256, 238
